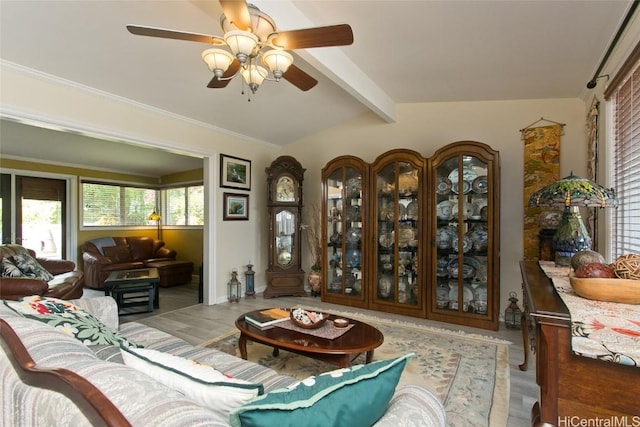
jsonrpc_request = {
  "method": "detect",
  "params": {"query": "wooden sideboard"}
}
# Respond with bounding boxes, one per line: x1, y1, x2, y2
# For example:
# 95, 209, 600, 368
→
519, 260, 640, 425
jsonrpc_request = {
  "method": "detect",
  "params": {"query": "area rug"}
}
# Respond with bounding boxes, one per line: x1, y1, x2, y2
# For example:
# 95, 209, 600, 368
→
202, 309, 510, 427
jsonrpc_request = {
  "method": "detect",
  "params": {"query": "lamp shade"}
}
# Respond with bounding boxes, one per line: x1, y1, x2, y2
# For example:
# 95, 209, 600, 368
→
147, 211, 161, 222
262, 50, 293, 80
224, 30, 258, 63
528, 173, 618, 209
241, 64, 268, 86
202, 48, 234, 77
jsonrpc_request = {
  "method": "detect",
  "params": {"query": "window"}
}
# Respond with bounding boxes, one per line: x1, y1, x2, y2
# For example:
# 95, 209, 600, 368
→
165, 185, 204, 226
82, 181, 158, 227
608, 51, 640, 256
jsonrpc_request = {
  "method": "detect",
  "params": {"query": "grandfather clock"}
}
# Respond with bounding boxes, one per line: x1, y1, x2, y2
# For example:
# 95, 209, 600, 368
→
265, 156, 307, 298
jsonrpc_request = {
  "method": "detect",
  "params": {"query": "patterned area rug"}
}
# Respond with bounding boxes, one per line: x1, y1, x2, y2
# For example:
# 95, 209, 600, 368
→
203, 309, 510, 427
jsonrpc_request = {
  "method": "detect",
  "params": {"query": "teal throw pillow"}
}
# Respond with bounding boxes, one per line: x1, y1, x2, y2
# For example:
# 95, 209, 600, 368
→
3, 295, 142, 348
9, 252, 54, 281
229, 353, 414, 427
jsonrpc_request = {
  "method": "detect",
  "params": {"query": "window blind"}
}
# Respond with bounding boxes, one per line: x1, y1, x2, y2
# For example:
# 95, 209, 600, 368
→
610, 58, 640, 256
18, 177, 65, 201
81, 181, 157, 227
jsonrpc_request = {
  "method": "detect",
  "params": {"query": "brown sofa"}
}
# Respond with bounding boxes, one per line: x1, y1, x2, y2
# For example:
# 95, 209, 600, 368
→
81, 236, 193, 289
0, 244, 84, 300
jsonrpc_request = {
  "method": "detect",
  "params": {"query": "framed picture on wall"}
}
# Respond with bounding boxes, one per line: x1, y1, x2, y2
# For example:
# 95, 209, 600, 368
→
220, 154, 251, 190
223, 193, 249, 221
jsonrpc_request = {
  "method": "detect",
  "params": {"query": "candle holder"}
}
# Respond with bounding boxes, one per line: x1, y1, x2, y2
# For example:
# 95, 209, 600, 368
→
504, 292, 522, 329
228, 269, 241, 303
245, 263, 255, 298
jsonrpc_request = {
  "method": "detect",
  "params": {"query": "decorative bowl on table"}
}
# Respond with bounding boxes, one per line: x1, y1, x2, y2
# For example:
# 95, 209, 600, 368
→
290, 308, 329, 329
333, 318, 349, 328
568, 273, 640, 304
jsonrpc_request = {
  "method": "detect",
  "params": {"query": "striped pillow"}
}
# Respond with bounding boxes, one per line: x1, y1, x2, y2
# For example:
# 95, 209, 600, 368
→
121, 347, 264, 417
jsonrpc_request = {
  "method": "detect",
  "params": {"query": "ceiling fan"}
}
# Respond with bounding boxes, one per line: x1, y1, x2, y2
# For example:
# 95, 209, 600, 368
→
127, 0, 354, 94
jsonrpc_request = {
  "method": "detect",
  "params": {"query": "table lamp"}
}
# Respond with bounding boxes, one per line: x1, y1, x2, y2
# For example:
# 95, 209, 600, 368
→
528, 172, 617, 266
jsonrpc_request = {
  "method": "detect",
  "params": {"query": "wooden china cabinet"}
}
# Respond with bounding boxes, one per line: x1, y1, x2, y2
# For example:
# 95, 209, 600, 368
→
369, 149, 427, 317
427, 141, 500, 330
321, 156, 369, 309
320, 142, 500, 330
265, 156, 307, 298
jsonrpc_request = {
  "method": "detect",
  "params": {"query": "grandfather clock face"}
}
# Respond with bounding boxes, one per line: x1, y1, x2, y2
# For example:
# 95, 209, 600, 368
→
276, 176, 296, 202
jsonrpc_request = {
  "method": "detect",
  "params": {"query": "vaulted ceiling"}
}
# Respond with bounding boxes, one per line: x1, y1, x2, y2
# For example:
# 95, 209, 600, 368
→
0, 1, 633, 176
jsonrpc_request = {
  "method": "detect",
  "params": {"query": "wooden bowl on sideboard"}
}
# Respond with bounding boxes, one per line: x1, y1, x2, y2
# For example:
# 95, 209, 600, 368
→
569, 273, 640, 304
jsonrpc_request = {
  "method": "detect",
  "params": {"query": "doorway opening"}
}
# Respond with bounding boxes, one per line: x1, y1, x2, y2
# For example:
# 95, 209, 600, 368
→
0, 173, 67, 258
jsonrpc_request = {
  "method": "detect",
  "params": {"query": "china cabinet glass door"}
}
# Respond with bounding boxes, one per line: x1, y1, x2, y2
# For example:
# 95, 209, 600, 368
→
429, 141, 500, 330
322, 156, 368, 308
370, 150, 426, 317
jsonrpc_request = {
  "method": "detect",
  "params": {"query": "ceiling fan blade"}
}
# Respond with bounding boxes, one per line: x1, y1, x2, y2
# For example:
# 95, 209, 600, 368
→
283, 64, 318, 91
127, 25, 225, 45
270, 24, 353, 50
207, 59, 241, 88
219, 0, 252, 31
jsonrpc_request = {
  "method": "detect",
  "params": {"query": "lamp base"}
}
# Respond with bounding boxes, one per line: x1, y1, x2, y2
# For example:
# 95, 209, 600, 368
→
553, 207, 592, 266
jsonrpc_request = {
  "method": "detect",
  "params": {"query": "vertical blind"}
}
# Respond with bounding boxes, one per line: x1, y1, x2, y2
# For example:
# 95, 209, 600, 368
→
610, 57, 640, 256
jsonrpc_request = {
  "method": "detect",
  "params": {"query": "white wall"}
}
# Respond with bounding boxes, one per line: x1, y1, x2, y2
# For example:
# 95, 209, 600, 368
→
284, 98, 587, 314
0, 62, 281, 304
0, 60, 616, 316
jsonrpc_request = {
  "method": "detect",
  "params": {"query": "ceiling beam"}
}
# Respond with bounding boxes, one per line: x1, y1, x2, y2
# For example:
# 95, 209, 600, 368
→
254, 0, 396, 123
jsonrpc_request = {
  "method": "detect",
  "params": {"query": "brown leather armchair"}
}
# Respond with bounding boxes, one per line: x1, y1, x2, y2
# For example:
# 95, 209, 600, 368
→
0, 245, 84, 300
82, 236, 193, 289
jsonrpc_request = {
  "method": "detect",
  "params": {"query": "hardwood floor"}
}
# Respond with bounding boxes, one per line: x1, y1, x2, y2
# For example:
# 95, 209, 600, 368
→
83, 283, 537, 427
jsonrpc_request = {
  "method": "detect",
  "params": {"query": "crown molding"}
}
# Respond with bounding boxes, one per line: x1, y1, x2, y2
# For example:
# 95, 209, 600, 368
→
0, 59, 277, 149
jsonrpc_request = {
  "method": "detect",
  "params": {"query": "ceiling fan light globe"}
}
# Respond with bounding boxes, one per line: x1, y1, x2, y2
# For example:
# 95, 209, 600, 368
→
241, 64, 268, 88
201, 48, 234, 74
224, 30, 259, 61
262, 50, 293, 79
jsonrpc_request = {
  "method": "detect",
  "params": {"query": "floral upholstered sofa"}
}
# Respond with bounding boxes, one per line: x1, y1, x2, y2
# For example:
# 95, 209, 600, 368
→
0, 296, 446, 426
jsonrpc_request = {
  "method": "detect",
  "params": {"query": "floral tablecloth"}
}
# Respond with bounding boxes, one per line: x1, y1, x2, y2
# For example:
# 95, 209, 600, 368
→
539, 261, 640, 367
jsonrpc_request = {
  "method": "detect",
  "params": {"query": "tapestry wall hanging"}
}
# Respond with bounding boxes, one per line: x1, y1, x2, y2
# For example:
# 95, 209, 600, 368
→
586, 100, 600, 251
522, 123, 562, 260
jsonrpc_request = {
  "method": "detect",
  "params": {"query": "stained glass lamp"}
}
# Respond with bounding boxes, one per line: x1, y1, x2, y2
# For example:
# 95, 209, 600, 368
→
147, 210, 162, 240
528, 172, 617, 266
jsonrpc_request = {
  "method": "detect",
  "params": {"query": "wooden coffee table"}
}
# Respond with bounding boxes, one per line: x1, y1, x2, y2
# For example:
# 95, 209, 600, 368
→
235, 309, 384, 368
